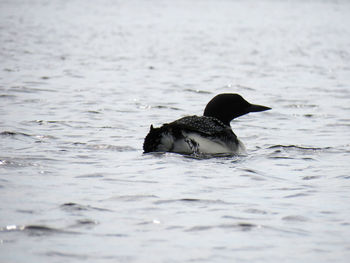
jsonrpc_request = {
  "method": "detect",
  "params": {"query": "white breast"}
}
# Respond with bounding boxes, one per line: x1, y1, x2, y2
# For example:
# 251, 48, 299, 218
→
184, 132, 245, 154
158, 131, 245, 155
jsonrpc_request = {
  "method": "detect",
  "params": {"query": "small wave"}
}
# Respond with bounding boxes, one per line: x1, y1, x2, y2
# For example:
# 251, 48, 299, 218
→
152, 105, 181, 111
154, 198, 232, 205
302, 175, 321, 180
227, 223, 258, 231
186, 222, 258, 232
267, 144, 333, 160
68, 219, 99, 229
60, 202, 112, 212
0, 131, 55, 144
184, 88, 212, 94
285, 104, 319, 109
185, 152, 242, 160
268, 156, 296, 160
143, 151, 243, 160
0, 156, 56, 168
87, 144, 136, 152
10, 85, 55, 93
187, 225, 214, 232
75, 219, 98, 225
45, 250, 131, 261
71, 142, 136, 152
24, 225, 75, 236
75, 173, 105, 178
0, 224, 79, 236
268, 145, 331, 151
244, 208, 269, 215
282, 215, 309, 222
102, 177, 158, 184
0, 131, 31, 137
0, 158, 32, 168
106, 194, 158, 202
86, 110, 102, 114
284, 192, 310, 198
0, 94, 16, 99
45, 251, 88, 260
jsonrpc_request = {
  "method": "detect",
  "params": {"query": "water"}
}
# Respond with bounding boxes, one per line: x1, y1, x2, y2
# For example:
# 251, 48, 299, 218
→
1, 0, 350, 262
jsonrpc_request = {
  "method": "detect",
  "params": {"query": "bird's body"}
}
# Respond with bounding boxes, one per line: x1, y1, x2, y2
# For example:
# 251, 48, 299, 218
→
143, 93, 270, 155
143, 115, 245, 154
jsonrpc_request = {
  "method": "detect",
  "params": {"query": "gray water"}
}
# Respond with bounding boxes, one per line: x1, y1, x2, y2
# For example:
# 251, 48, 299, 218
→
1, 0, 350, 262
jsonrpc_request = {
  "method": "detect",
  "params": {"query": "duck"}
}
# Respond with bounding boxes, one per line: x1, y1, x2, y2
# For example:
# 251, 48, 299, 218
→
143, 93, 271, 155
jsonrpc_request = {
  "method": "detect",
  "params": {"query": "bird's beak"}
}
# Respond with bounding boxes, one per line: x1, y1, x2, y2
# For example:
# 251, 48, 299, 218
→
248, 104, 271, 113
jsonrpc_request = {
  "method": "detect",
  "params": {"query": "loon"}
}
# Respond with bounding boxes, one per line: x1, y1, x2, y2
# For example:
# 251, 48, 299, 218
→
143, 93, 271, 155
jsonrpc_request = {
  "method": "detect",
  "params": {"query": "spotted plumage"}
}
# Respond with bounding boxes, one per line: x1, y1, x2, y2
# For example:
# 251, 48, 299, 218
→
143, 93, 271, 155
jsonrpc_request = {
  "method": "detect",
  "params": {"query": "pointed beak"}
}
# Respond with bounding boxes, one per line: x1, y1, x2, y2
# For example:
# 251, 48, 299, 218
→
248, 104, 271, 113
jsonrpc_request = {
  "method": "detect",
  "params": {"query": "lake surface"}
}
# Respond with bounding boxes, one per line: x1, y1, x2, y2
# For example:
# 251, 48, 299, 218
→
1, 0, 350, 262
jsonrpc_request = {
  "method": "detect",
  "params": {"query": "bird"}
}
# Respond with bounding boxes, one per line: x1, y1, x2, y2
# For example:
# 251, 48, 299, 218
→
143, 93, 271, 155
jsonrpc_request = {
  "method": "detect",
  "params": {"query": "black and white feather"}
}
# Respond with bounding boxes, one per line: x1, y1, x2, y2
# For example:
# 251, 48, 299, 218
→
143, 116, 244, 154
143, 93, 270, 155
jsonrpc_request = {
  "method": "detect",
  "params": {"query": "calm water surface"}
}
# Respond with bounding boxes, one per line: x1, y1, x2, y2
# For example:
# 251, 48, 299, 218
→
1, 0, 350, 262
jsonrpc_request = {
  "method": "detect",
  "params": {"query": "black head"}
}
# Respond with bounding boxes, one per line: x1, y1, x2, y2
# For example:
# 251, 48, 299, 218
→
203, 93, 271, 126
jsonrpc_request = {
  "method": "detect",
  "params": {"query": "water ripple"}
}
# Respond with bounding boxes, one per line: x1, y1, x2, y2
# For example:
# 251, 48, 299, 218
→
186, 222, 259, 232
0, 224, 80, 236
60, 203, 113, 212
106, 194, 159, 202
154, 198, 233, 205
0, 131, 31, 137
282, 215, 309, 222
268, 145, 332, 151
